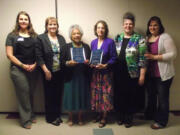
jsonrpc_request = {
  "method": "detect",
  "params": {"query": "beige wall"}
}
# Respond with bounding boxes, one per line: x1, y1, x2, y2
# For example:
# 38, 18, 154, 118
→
0, 0, 179, 112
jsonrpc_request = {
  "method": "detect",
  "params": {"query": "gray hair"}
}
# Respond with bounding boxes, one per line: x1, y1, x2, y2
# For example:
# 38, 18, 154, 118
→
69, 24, 84, 39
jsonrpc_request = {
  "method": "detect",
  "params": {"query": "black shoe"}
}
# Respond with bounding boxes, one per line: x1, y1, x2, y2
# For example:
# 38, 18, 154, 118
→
57, 118, 63, 123
117, 120, 123, 125
92, 115, 102, 123
124, 114, 133, 128
117, 113, 124, 125
50, 119, 60, 126
124, 123, 133, 128
151, 123, 165, 129
99, 119, 106, 128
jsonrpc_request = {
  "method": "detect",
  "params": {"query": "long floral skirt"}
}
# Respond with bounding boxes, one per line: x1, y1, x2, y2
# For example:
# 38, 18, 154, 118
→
91, 70, 113, 112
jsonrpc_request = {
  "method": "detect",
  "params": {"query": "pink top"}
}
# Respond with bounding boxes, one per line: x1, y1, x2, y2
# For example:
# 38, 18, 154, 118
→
148, 38, 160, 77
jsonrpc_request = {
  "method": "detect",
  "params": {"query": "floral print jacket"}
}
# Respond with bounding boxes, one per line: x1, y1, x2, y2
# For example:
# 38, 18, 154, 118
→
115, 32, 147, 78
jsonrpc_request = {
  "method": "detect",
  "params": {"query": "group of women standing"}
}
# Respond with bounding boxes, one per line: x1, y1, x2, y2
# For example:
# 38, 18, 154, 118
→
5, 11, 176, 130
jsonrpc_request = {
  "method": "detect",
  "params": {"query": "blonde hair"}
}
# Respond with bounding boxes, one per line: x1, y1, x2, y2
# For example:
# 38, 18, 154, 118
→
44, 17, 59, 34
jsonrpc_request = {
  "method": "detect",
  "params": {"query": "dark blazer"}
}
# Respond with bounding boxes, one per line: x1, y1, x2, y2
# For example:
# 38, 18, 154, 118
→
36, 33, 66, 71
60, 42, 91, 82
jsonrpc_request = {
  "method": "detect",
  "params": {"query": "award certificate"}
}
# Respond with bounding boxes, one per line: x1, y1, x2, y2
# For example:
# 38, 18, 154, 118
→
90, 49, 103, 65
70, 48, 86, 63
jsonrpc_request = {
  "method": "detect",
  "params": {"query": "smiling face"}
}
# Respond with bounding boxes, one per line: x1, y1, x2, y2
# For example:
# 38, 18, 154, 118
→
123, 19, 134, 35
149, 20, 160, 36
71, 28, 82, 44
96, 22, 105, 38
18, 14, 29, 30
47, 20, 58, 34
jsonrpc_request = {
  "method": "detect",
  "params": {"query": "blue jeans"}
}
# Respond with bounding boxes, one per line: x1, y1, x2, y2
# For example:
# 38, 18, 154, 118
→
146, 77, 173, 126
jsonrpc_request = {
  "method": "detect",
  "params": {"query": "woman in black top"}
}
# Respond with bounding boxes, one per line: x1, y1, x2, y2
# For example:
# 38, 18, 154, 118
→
114, 12, 147, 128
36, 17, 66, 126
5, 11, 38, 129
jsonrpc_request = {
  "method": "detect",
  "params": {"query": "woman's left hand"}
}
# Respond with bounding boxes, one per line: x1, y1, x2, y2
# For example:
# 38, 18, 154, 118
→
95, 64, 107, 69
28, 63, 36, 72
138, 76, 145, 86
144, 53, 155, 60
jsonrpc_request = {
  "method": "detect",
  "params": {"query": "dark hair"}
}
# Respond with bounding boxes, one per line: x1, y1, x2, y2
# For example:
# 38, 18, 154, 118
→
44, 17, 59, 34
11, 11, 37, 37
146, 16, 165, 36
123, 12, 135, 25
94, 20, 109, 38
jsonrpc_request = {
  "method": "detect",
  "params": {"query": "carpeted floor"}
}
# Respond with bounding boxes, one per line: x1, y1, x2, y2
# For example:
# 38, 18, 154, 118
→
0, 113, 180, 135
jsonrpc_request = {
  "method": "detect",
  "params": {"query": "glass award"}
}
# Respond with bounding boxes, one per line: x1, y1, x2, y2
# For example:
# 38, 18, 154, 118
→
70, 48, 86, 63
90, 49, 103, 65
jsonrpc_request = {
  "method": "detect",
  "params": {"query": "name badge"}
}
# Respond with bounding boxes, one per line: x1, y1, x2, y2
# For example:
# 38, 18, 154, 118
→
17, 37, 24, 41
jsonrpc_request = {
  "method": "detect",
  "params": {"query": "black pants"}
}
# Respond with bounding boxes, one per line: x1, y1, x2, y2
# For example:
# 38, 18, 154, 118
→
114, 75, 143, 112
114, 75, 142, 123
43, 70, 64, 123
145, 77, 173, 126
113, 61, 145, 124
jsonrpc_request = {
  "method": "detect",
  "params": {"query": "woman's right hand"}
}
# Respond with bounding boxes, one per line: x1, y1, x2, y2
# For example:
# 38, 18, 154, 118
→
66, 60, 78, 67
144, 53, 155, 60
84, 59, 90, 65
40, 64, 52, 80
28, 63, 37, 72
44, 70, 52, 80
90, 64, 96, 68
21, 64, 31, 71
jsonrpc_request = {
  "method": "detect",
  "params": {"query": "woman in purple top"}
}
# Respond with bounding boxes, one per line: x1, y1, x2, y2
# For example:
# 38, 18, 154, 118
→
90, 20, 117, 128
144, 16, 177, 129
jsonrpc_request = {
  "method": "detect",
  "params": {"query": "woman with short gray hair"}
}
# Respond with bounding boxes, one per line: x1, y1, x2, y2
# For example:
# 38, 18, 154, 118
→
68, 24, 84, 39
61, 24, 91, 126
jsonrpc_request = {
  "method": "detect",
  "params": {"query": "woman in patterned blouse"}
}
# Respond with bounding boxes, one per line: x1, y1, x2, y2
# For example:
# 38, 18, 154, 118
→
36, 17, 66, 126
114, 12, 147, 128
